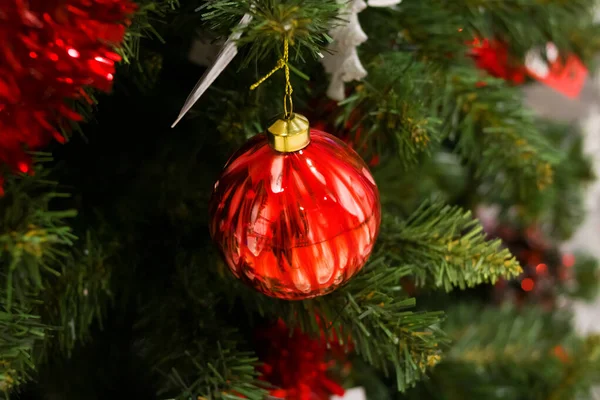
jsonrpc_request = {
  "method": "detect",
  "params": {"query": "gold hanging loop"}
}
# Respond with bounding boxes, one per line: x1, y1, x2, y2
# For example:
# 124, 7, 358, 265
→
249, 58, 285, 91
250, 37, 294, 119
282, 37, 293, 118
251, 36, 309, 153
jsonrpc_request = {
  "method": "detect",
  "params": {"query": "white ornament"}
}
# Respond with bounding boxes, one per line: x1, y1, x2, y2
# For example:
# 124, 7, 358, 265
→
368, 0, 402, 6
525, 43, 559, 79
330, 387, 367, 400
175, 0, 404, 121
321, 0, 402, 101
322, 0, 368, 101
173, 13, 253, 127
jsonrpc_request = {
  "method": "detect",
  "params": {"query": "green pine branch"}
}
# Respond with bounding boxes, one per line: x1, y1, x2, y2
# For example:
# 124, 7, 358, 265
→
359, 0, 600, 70
156, 338, 267, 400
547, 335, 600, 400
331, 260, 446, 390
39, 231, 115, 355
381, 202, 522, 291
136, 258, 267, 400
389, 1, 469, 62
437, 66, 561, 199
398, 304, 600, 400
420, 304, 599, 400
341, 53, 560, 202
511, 122, 594, 240
387, 0, 600, 63
119, 0, 179, 64
452, 0, 599, 57
0, 307, 49, 396
399, 303, 600, 400
202, 0, 341, 65
443, 305, 572, 366
0, 169, 116, 394
211, 200, 525, 390
566, 253, 600, 301
225, 256, 447, 391
340, 54, 442, 168
0, 165, 77, 309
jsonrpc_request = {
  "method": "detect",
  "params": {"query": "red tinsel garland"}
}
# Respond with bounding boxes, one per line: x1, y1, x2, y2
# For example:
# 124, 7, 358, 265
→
257, 320, 348, 400
0, 0, 136, 183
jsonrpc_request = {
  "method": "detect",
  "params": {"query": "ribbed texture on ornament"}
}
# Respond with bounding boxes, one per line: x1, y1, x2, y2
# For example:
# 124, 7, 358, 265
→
209, 130, 381, 300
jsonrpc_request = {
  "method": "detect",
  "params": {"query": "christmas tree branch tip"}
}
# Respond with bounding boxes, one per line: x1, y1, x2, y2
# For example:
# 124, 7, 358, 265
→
381, 202, 522, 291
202, 0, 341, 66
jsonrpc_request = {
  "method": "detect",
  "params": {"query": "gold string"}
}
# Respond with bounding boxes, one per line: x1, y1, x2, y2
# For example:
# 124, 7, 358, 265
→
249, 59, 285, 91
250, 37, 293, 118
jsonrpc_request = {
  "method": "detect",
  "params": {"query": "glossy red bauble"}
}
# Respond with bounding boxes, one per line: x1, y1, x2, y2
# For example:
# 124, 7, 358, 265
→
209, 129, 381, 300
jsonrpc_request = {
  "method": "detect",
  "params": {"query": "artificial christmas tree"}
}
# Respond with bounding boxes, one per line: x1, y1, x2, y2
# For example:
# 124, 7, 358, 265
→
1, 0, 600, 399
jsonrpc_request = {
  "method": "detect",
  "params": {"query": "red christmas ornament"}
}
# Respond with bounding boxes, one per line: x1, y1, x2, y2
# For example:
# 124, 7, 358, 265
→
0, 0, 136, 183
257, 319, 347, 400
209, 114, 381, 300
469, 38, 527, 84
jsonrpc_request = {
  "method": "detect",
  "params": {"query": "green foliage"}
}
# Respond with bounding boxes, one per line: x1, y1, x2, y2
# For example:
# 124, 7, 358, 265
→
436, 67, 560, 200
443, 304, 572, 365
385, 0, 600, 62
224, 255, 447, 392
388, 1, 469, 62
216, 201, 525, 390
454, 0, 599, 58
0, 165, 77, 308
330, 262, 445, 390
39, 231, 115, 355
0, 168, 116, 388
202, 0, 341, 65
136, 244, 444, 394
359, 0, 600, 71
208, 88, 266, 143
548, 335, 600, 400
155, 338, 266, 400
568, 254, 600, 301
477, 122, 593, 241
0, 308, 48, 395
119, 0, 180, 64
397, 305, 600, 400
341, 52, 560, 205
373, 152, 469, 215
381, 202, 522, 291
340, 54, 442, 168
517, 123, 593, 240
1, 0, 599, 398
134, 253, 267, 400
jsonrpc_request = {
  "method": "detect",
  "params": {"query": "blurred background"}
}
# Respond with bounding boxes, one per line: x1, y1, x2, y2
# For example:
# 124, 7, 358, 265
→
525, 71, 600, 399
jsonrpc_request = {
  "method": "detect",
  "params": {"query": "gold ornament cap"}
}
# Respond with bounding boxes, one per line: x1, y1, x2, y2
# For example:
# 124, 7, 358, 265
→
267, 113, 310, 153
